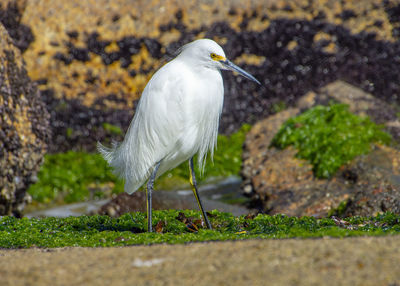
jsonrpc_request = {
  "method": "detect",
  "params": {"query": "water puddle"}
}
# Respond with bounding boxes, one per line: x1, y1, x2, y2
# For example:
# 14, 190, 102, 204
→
25, 176, 249, 218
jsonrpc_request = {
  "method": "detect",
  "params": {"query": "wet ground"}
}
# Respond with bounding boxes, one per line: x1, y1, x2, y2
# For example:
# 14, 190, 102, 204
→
1, 235, 399, 285
25, 177, 250, 218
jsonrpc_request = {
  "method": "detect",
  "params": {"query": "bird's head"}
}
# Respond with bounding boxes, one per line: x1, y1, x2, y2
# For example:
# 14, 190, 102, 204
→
178, 39, 261, 85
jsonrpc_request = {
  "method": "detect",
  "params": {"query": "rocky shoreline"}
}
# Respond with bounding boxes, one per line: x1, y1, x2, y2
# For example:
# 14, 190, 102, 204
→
2, 0, 399, 151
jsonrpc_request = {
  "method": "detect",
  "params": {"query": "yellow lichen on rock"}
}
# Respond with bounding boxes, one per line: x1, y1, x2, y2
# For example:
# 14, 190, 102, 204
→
16, 0, 399, 114
313, 32, 338, 54
235, 54, 266, 66
158, 28, 181, 46
287, 40, 298, 51
13, 98, 36, 146
247, 18, 270, 33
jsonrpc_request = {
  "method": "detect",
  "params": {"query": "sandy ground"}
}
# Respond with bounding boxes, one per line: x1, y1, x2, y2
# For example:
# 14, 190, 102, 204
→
1, 236, 399, 286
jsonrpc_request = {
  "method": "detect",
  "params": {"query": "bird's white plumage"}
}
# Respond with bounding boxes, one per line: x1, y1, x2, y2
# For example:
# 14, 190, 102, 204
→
98, 39, 225, 194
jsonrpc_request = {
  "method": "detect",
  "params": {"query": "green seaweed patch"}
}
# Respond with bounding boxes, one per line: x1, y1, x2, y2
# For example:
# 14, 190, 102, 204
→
271, 104, 391, 178
1, 210, 400, 248
66, 127, 74, 138
27, 151, 124, 204
102, 122, 123, 135
328, 200, 349, 217
272, 101, 287, 113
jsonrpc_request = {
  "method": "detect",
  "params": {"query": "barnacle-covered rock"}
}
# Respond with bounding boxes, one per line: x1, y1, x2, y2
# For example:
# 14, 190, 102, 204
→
0, 0, 33, 52
0, 23, 50, 216
15, 0, 400, 151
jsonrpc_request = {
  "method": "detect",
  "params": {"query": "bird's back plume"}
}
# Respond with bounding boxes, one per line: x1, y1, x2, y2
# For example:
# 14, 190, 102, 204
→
97, 140, 148, 194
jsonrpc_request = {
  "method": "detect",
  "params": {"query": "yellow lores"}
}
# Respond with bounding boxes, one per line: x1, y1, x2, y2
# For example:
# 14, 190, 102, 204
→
210, 52, 226, 62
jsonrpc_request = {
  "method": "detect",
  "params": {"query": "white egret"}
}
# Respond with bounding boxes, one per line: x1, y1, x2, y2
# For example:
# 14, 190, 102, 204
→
98, 39, 260, 232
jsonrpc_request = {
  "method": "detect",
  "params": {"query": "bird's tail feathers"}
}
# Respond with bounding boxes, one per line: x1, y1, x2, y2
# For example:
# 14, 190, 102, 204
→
97, 140, 126, 180
97, 140, 152, 194
97, 141, 116, 164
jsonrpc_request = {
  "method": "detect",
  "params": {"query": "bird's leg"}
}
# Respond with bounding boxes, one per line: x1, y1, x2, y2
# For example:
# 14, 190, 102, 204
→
146, 161, 161, 232
189, 158, 212, 230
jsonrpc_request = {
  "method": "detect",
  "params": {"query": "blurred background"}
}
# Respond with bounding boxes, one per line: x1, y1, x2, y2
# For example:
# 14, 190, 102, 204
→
1, 0, 400, 218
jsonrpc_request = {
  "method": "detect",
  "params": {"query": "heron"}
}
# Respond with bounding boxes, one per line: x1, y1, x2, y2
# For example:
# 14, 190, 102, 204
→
98, 39, 260, 232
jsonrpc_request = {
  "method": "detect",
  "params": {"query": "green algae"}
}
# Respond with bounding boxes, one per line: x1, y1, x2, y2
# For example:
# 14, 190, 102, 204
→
1, 210, 399, 248
102, 123, 123, 135
27, 151, 122, 204
271, 104, 391, 178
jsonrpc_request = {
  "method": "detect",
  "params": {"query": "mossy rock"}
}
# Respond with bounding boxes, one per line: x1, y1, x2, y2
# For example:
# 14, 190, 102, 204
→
242, 81, 400, 217
271, 103, 391, 178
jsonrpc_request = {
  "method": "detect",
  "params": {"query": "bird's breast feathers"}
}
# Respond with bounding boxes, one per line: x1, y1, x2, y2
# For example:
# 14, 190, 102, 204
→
130, 58, 224, 167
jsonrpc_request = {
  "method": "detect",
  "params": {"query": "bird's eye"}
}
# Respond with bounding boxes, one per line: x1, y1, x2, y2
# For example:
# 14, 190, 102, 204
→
210, 53, 217, 59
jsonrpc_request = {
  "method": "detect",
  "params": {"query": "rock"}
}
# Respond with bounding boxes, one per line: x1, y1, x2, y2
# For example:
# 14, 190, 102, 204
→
97, 177, 249, 217
10, 0, 400, 151
97, 187, 250, 218
0, 0, 33, 52
342, 145, 400, 217
0, 23, 50, 216
241, 81, 400, 217
97, 192, 146, 217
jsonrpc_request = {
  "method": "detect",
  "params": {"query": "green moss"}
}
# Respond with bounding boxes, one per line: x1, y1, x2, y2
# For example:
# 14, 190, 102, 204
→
28, 124, 251, 204
102, 123, 123, 135
1, 210, 399, 248
272, 101, 287, 113
271, 104, 391, 178
218, 195, 250, 205
66, 127, 73, 138
27, 151, 124, 204
327, 200, 349, 217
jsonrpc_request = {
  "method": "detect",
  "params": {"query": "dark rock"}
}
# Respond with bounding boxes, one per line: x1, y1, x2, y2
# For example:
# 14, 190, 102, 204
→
97, 189, 249, 218
0, 0, 34, 52
18, 0, 400, 151
386, 2, 400, 24
0, 23, 50, 216
342, 145, 400, 216
66, 30, 79, 39
241, 81, 400, 217
338, 10, 357, 21
97, 192, 194, 217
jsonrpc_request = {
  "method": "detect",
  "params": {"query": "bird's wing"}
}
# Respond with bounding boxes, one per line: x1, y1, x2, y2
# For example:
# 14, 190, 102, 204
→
118, 60, 190, 192
135, 60, 187, 158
